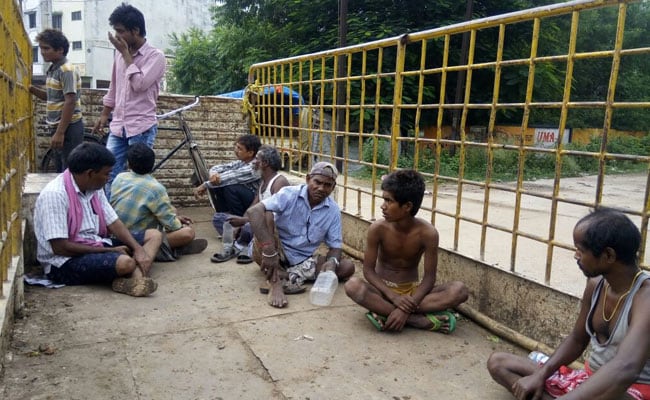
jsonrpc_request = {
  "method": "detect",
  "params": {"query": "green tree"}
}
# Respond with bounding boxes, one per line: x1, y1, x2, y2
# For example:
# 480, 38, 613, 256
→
168, 29, 219, 95
170, 0, 543, 95
568, 2, 650, 130
168, 0, 650, 132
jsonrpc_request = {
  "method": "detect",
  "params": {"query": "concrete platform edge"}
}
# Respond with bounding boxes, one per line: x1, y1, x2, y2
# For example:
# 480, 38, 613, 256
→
0, 249, 24, 376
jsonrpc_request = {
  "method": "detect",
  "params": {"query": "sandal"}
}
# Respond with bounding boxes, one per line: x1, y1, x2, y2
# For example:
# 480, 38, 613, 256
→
425, 310, 457, 334
365, 312, 387, 331
210, 247, 238, 263
177, 239, 208, 255
236, 254, 253, 264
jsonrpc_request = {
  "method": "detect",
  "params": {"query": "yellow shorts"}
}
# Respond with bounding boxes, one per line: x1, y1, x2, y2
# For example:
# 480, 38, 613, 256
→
382, 279, 419, 296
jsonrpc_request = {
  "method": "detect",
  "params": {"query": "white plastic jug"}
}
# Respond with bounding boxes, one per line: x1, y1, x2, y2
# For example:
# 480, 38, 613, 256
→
309, 270, 338, 306
222, 221, 234, 250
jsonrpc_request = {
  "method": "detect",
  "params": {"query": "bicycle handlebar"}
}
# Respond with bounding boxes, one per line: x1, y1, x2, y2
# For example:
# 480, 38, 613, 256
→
156, 96, 200, 120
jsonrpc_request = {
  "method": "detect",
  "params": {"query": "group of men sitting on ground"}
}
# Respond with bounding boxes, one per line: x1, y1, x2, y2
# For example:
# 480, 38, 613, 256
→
33, 135, 650, 399
190, 134, 468, 318
34, 134, 467, 325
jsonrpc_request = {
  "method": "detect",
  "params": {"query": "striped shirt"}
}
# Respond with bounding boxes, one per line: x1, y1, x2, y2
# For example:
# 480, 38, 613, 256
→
45, 57, 82, 125
205, 159, 260, 191
34, 173, 118, 274
110, 171, 182, 232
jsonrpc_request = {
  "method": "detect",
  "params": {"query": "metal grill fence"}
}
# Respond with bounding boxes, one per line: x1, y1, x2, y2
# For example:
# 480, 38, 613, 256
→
247, 0, 650, 295
0, 0, 34, 296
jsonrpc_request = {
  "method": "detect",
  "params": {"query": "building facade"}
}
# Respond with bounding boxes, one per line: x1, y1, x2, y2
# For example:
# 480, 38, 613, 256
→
22, 0, 216, 89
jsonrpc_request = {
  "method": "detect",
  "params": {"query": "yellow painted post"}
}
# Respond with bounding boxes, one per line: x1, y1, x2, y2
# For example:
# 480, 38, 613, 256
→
389, 35, 408, 171
480, 24, 506, 261
545, 11, 579, 285
453, 29, 476, 251
413, 39, 427, 175
370, 48, 384, 221
511, 18, 541, 272
596, 2, 626, 204
431, 35, 452, 229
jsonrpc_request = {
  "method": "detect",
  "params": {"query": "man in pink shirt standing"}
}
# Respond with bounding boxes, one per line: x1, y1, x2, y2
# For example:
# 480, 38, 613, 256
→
93, 3, 166, 198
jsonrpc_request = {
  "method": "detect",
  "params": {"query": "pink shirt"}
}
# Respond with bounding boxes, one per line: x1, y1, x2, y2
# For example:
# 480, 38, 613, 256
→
103, 41, 166, 137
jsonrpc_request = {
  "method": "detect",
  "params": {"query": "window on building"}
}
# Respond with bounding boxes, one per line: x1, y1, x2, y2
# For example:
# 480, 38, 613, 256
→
71, 11, 81, 21
72, 41, 82, 50
81, 76, 91, 89
96, 80, 111, 89
28, 12, 37, 29
32, 46, 39, 62
52, 13, 62, 30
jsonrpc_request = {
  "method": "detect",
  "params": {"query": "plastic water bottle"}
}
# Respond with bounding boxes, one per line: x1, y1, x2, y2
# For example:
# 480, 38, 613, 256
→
528, 351, 549, 365
222, 221, 234, 250
310, 270, 338, 306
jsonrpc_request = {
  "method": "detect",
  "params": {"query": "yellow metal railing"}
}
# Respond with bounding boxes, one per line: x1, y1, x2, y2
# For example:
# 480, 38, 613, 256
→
1, 0, 34, 296
248, 0, 650, 295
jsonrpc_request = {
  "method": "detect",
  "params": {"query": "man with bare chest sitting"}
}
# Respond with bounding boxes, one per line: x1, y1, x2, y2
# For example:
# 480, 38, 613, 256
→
344, 170, 468, 333
488, 208, 650, 400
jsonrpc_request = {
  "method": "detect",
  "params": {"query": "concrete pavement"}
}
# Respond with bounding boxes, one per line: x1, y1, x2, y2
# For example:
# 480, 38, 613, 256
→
1, 206, 522, 400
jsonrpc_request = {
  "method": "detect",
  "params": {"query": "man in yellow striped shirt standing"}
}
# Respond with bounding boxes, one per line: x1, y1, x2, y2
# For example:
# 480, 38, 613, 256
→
29, 29, 83, 172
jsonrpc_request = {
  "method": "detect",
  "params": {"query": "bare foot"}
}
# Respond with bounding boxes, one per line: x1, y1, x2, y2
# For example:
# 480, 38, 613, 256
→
407, 312, 455, 334
267, 279, 288, 308
259, 280, 306, 295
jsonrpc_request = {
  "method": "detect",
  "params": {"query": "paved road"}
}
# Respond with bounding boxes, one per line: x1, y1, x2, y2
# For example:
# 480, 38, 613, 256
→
2, 208, 522, 400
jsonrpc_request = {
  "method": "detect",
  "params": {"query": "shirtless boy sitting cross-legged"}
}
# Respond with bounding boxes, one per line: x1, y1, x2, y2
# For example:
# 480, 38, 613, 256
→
344, 169, 468, 333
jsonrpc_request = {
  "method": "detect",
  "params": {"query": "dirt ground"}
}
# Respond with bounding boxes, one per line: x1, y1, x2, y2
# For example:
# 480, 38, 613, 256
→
1, 207, 523, 400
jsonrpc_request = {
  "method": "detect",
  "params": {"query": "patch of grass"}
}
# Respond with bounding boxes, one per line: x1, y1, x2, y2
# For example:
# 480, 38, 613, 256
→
354, 134, 648, 182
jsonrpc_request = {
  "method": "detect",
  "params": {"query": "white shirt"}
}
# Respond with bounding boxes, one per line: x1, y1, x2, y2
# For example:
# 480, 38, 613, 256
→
34, 173, 118, 273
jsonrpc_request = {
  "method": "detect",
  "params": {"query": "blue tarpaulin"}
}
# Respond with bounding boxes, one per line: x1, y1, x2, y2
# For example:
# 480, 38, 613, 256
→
217, 86, 303, 115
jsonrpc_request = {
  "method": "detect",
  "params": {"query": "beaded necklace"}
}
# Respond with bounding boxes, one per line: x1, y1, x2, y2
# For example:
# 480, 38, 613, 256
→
602, 270, 643, 322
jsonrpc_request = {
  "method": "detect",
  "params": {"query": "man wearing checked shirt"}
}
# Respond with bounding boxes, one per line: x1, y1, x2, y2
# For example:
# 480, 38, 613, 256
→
194, 134, 261, 240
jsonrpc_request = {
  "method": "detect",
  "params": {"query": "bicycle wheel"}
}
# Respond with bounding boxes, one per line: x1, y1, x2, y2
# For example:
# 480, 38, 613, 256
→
188, 142, 210, 184
187, 143, 220, 211
172, 117, 218, 210
39, 133, 103, 172
40, 149, 63, 172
